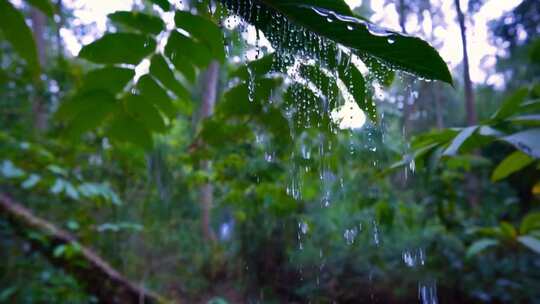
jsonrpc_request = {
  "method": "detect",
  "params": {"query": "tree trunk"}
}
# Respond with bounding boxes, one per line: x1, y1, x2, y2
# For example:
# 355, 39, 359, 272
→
55, 0, 64, 57
397, 0, 414, 138
454, 0, 480, 207
30, 8, 48, 132
433, 83, 444, 129
454, 0, 477, 126
199, 61, 220, 241
0, 193, 163, 304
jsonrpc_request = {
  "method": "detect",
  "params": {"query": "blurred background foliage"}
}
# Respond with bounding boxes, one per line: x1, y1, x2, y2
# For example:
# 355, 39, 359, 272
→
0, 0, 539, 303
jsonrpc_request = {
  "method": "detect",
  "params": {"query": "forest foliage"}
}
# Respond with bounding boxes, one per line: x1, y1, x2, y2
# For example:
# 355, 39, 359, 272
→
1, 0, 539, 303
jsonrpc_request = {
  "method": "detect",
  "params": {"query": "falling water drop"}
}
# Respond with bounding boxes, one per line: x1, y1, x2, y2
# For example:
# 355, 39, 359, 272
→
418, 281, 439, 304
344, 227, 358, 245
247, 65, 256, 102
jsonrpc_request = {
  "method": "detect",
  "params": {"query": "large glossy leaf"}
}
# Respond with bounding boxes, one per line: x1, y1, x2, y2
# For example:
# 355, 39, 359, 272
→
0, 0, 40, 75
491, 151, 534, 182
108, 11, 165, 35
79, 33, 156, 65
500, 129, 540, 159
221, 0, 452, 84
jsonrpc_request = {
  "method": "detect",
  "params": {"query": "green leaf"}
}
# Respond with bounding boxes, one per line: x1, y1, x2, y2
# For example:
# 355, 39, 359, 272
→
149, 54, 190, 99
491, 151, 534, 182
107, 114, 153, 149
443, 126, 478, 156
220, 77, 282, 117
529, 39, 540, 64
359, 54, 395, 86
231, 54, 275, 79
466, 239, 498, 258
284, 83, 327, 132
491, 87, 529, 121
78, 182, 122, 205
50, 178, 66, 194
499, 222, 517, 239
164, 31, 197, 82
517, 236, 540, 254
79, 33, 156, 65
0, 286, 17, 301
520, 212, 540, 235
79, 66, 134, 95
0, 0, 40, 75
123, 94, 166, 133
25, 0, 55, 17
222, 0, 452, 84
64, 182, 80, 200
500, 129, 540, 159
174, 11, 225, 62
57, 91, 117, 138
108, 11, 165, 35
509, 114, 540, 126
165, 30, 213, 68
137, 74, 177, 119
337, 58, 375, 121
53, 244, 66, 257
200, 119, 252, 147
299, 64, 340, 108
146, 0, 170, 11
22, 174, 41, 189
519, 99, 540, 114
0, 160, 25, 179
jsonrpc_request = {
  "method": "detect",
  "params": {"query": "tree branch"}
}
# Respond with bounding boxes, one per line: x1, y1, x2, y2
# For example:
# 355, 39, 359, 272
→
0, 193, 165, 304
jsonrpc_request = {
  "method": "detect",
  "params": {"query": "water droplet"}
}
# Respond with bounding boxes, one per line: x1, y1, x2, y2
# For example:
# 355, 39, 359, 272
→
418, 281, 439, 304
344, 227, 358, 245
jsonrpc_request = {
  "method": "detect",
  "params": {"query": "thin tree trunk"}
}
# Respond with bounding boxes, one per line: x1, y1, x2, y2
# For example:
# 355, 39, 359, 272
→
30, 8, 48, 132
55, 0, 64, 57
454, 0, 477, 126
433, 83, 444, 129
199, 61, 220, 241
398, 0, 413, 138
398, 0, 406, 34
454, 0, 480, 207
0, 193, 163, 304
